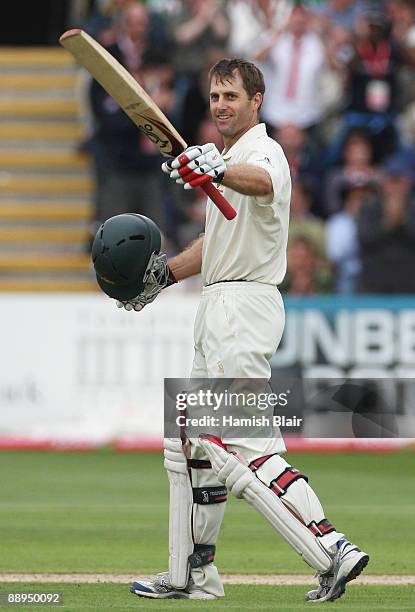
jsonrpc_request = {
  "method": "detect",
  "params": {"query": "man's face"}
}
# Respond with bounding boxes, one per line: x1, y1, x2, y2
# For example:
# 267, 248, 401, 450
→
289, 7, 309, 37
122, 5, 149, 40
209, 70, 260, 142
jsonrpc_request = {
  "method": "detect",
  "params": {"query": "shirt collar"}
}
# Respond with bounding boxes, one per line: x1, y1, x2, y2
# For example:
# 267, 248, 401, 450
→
222, 123, 267, 160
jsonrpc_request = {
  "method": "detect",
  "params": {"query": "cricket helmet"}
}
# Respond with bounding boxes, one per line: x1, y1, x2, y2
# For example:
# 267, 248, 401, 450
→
91, 213, 166, 301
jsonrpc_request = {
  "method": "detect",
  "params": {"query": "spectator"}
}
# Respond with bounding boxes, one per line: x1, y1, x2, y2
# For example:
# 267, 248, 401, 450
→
114, 2, 152, 72
86, 3, 174, 241
326, 9, 406, 165
289, 179, 327, 261
255, 5, 327, 132
179, 47, 226, 146
85, 0, 170, 48
83, 0, 135, 44
227, 0, 292, 58
326, 174, 376, 294
169, 0, 229, 78
79, 1, 151, 144
281, 235, 333, 296
323, 127, 380, 214
357, 154, 415, 293
274, 123, 322, 211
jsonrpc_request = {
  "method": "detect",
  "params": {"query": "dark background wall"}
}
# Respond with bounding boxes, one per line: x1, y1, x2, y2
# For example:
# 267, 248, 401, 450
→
0, 0, 90, 45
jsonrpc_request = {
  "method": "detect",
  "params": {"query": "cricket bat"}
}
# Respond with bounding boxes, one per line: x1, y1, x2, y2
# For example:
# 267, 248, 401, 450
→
59, 29, 236, 220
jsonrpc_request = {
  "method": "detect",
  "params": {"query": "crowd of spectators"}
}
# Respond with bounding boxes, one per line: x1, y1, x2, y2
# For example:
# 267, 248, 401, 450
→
80, 0, 415, 295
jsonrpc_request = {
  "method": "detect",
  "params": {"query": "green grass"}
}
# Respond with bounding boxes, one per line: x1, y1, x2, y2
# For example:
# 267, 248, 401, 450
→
0, 584, 414, 611
0, 450, 414, 575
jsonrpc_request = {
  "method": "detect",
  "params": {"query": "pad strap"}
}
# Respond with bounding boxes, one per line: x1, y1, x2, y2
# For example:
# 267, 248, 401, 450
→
188, 544, 216, 569
193, 486, 227, 504
270, 467, 308, 497
187, 459, 212, 469
307, 519, 335, 537
249, 454, 279, 471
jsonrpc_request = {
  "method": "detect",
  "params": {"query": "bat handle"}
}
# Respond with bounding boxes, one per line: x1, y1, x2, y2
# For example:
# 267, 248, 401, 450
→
202, 182, 237, 220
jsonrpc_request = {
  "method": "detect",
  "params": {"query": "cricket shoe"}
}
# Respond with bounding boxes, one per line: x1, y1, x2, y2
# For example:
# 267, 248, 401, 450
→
306, 539, 369, 603
130, 572, 217, 600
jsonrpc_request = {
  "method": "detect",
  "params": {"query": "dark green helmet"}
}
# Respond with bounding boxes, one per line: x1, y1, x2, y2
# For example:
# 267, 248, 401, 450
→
91, 213, 164, 301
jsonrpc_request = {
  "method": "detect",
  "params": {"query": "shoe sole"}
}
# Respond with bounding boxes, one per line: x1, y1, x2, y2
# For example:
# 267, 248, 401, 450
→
131, 587, 189, 599
308, 553, 370, 603
130, 586, 216, 600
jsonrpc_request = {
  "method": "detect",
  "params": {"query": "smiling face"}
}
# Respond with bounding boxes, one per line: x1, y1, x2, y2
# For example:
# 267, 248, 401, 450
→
209, 69, 262, 150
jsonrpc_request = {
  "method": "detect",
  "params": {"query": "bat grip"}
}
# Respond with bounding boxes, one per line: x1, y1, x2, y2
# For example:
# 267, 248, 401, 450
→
202, 182, 237, 220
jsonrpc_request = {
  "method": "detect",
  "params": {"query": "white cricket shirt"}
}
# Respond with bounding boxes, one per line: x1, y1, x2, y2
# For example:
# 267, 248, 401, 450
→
201, 123, 291, 287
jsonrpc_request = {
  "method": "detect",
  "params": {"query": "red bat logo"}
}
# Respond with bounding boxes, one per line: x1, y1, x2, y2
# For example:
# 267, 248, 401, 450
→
125, 104, 184, 157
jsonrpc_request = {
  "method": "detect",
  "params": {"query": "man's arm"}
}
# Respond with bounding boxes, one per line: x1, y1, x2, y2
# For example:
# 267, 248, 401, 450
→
221, 164, 273, 197
116, 235, 203, 311
168, 234, 203, 281
163, 144, 274, 199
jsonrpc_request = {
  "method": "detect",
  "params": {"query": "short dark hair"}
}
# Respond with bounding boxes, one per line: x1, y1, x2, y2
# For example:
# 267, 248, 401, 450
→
208, 58, 265, 101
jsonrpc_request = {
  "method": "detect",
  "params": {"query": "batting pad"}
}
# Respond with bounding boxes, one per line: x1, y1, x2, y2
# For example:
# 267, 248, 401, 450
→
199, 437, 333, 573
164, 438, 193, 588
252, 453, 343, 550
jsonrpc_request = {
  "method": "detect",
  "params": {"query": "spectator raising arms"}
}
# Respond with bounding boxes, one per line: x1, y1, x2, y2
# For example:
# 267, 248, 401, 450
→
169, 0, 229, 78
227, 0, 292, 58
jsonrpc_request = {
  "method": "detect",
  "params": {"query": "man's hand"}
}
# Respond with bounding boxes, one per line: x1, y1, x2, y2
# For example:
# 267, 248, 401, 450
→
162, 143, 226, 190
116, 297, 147, 312
116, 264, 177, 312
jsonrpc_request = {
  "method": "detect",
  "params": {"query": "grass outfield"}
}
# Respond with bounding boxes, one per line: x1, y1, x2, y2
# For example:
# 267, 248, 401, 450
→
0, 584, 414, 611
1, 450, 414, 610
1, 450, 414, 576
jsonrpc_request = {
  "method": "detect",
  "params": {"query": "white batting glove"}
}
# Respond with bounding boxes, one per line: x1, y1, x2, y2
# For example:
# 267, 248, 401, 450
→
114, 262, 177, 312
116, 298, 145, 312
161, 143, 226, 190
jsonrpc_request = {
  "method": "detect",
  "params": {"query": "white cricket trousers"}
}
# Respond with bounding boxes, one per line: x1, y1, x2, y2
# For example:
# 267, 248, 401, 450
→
190, 280, 287, 459
180, 282, 341, 597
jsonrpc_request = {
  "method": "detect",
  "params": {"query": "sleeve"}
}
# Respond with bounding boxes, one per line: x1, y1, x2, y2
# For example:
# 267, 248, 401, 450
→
245, 148, 285, 206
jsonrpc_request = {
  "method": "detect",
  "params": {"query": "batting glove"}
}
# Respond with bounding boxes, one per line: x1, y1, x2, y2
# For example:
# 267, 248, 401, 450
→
116, 263, 177, 312
161, 143, 226, 190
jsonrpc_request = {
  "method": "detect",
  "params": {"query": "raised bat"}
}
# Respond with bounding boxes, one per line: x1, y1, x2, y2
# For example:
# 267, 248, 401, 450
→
59, 29, 236, 220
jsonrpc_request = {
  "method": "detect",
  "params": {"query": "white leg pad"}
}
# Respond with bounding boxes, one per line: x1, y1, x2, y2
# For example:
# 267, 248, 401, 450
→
164, 438, 193, 589
253, 454, 343, 550
200, 437, 332, 573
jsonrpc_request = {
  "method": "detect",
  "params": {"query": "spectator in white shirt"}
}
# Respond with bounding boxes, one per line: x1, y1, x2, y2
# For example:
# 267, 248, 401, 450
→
255, 5, 327, 130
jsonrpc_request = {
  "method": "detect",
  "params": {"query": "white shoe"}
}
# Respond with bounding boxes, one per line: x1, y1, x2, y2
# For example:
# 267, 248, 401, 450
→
306, 539, 369, 603
130, 572, 217, 600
